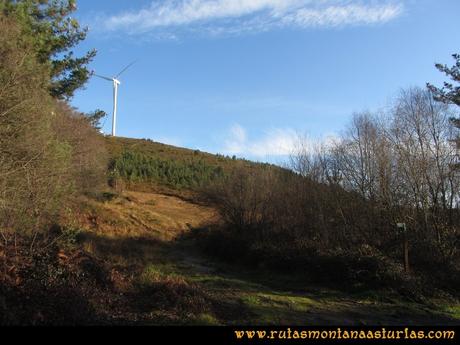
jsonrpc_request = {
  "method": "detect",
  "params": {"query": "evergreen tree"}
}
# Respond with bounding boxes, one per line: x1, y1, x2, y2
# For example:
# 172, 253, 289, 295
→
86, 109, 106, 130
427, 53, 460, 107
428, 53, 460, 153
1, 0, 96, 99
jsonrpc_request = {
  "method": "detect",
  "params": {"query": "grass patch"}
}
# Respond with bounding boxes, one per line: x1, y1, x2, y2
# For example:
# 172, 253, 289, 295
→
131, 264, 213, 320
188, 313, 221, 325
443, 305, 460, 319
240, 292, 320, 325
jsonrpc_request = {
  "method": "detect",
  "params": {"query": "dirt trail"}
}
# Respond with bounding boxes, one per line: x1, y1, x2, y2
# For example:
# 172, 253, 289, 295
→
80, 191, 460, 326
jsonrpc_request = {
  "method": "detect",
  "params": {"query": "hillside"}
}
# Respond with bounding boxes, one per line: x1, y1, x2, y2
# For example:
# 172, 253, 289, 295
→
87, 137, 459, 325
105, 136, 277, 191
64, 189, 460, 325
2, 137, 459, 325
105, 136, 245, 168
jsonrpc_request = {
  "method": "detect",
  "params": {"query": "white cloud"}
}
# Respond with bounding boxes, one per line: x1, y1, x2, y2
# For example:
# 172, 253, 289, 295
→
282, 3, 404, 27
222, 124, 340, 158
224, 124, 248, 154
102, 0, 404, 37
223, 124, 298, 157
105, 0, 297, 29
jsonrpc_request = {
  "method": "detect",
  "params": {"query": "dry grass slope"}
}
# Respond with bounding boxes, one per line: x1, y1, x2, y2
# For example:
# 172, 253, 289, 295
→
81, 191, 217, 240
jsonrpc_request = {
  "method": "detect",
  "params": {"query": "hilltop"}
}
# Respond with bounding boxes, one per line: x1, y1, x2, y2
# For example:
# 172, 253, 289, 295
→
105, 136, 242, 167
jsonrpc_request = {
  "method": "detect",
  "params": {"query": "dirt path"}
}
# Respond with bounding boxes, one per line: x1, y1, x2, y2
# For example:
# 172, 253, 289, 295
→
79, 191, 460, 326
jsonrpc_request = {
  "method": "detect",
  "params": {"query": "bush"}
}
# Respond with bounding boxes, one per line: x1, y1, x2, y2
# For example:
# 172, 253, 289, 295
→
0, 14, 71, 234
0, 14, 108, 238
53, 102, 108, 195
0, 233, 110, 325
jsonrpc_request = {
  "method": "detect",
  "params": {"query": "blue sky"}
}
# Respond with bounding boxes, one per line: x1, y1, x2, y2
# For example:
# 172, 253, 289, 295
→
71, 0, 460, 163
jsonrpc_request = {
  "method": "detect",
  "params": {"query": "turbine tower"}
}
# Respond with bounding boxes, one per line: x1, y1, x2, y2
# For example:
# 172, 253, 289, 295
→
93, 62, 136, 137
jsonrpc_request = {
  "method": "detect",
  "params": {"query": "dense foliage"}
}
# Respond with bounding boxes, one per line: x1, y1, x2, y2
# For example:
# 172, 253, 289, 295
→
0, 0, 96, 99
0, 6, 105, 234
111, 151, 225, 189
0, 13, 69, 233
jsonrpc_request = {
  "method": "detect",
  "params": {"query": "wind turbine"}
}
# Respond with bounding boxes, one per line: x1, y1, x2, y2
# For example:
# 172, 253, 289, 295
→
93, 61, 136, 137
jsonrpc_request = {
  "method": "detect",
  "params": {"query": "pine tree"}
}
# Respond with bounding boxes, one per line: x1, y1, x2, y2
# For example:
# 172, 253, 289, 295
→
1, 0, 96, 99
427, 54, 460, 107
428, 53, 460, 153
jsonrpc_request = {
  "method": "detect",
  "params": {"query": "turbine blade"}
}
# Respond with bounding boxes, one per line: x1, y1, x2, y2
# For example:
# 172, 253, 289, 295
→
116, 60, 137, 78
93, 74, 113, 82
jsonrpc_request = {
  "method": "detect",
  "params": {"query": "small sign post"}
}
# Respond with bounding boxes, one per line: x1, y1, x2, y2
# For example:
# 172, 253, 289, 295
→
397, 223, 409, 274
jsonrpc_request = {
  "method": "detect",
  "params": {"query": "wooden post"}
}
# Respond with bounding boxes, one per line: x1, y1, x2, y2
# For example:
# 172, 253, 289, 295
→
403, 230, 410, 274
397, 223, 410, 274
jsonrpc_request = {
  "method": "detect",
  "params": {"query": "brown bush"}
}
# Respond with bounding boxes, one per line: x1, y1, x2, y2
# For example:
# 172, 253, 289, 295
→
0, 14, 71, 234
53, 102, 108, 195
0, 231, 111, 325
0, 14, 108, 239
